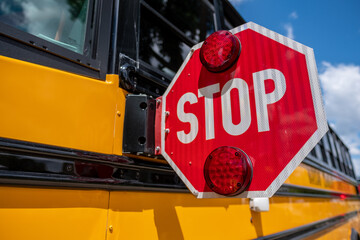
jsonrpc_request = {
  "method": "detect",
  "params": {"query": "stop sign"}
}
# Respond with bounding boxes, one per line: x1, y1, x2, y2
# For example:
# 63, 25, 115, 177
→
157, 22, 328, 198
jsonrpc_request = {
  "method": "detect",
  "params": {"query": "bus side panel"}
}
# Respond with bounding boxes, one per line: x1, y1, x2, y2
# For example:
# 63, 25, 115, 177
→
286, 163, 357, 195
107, 191, 253, 240
309, 215, 360, 240
0, 56, 124, 154
107, 191, 360, 239
0, 186, 109, 240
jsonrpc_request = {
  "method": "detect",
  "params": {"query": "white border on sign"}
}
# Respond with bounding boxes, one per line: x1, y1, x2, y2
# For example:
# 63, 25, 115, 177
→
161, 22, 328, 198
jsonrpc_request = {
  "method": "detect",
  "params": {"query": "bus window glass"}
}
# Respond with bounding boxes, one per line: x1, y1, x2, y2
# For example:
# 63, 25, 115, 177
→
322, 134, 331, 150
145, 0, 215, 42
140, 0, 215, 77
140, 5, 191, 77
327, 132, 338, 157
319, 145, 328, 164
0, 0, 89, 54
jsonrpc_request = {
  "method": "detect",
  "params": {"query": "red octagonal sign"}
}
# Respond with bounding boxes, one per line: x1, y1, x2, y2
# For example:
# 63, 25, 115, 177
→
157, 22, 328, 198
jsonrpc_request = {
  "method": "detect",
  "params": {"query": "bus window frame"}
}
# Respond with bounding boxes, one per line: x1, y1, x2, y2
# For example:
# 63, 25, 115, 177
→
304, 126, 357, 185
0, 0, 113, 80
115, 0, 246, 97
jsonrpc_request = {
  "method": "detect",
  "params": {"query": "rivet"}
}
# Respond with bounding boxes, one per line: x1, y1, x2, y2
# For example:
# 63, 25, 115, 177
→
66, 164, 73, 172
117, 111, 121, 117
165, 129, 170, 134
165, 111, 170, 117
189, 161, 192, 165
109, 225, 113, 233
156, 146, 160, 152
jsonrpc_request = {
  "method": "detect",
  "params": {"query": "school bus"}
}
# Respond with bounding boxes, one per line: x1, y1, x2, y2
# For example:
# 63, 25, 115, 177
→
0, 0, 359, 239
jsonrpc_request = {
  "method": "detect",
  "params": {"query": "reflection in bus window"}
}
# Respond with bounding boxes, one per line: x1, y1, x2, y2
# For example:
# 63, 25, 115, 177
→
144, 0, 215, 43
140, 0, 215, 77
0, 0, 89, 54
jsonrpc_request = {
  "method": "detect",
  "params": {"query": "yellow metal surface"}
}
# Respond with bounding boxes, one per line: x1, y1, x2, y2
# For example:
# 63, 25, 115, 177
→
308, 213, 360, 240
0, 185, 359, 240
107, 191, 360, 240
286, 163, 357, 195
0, 56, 126, 155
111, 75, 127, 156
1, 55, 359, 240
0, 186, 109, 240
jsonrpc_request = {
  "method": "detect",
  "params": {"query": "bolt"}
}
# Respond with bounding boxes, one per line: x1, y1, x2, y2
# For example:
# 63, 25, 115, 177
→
165, 129, 170, 134
156, 146, 160, 152
117, 111, 121, 117
188, 73, 190, 76
109, 225, 113, 233
66, 164, 73, 172
189, 161, 192, 165
235, 152, 239, 157
165, 111, 170, 117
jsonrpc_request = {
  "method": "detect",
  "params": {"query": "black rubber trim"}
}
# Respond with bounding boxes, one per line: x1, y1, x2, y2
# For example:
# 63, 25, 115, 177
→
0, 137, 186, 190
0, 137, 359, 198
254, 210, 360, 240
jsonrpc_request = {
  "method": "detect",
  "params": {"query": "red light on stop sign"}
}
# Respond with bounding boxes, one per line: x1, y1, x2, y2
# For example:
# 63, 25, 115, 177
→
204, 146, 253, 196
200, 30, 241, 72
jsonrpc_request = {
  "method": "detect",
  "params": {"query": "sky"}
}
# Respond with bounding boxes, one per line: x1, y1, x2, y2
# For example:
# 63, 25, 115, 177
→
229, 0, 360, 177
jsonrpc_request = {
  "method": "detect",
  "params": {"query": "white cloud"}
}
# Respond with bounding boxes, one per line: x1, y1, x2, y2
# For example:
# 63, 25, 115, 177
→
284, 23, 295, 39
289, 11, 298, 20
319, 62, 360, 177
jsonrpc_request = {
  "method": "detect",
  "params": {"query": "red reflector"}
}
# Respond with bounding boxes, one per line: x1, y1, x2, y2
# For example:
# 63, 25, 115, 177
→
200, 30, 241, 72
204, 146, 252, 196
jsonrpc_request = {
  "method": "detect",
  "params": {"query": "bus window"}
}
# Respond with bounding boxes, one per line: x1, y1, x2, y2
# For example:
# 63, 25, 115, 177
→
139, 0, 215, 77
0, 0, 89, 54
323, 133, 338, 169
319, 144, 328, 164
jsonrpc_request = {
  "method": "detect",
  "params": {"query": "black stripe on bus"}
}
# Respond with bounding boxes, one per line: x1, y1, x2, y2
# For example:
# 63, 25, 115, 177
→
254, 210, 359, 240
0, 137, 359, 198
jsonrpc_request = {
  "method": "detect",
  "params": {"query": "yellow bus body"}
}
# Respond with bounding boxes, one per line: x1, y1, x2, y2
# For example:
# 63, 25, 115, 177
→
1, 168, 359, 240
0, 56, 359, 239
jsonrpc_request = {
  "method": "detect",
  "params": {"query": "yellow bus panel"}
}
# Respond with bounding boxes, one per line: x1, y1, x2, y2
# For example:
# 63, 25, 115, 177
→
0, 186, 109, 240
286, 163, 357, 195
0, 56, 126, 155
107, 191, 360, 240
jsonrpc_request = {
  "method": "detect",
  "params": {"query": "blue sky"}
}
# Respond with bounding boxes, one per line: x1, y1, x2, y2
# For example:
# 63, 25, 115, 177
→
229, 0, 360, 177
